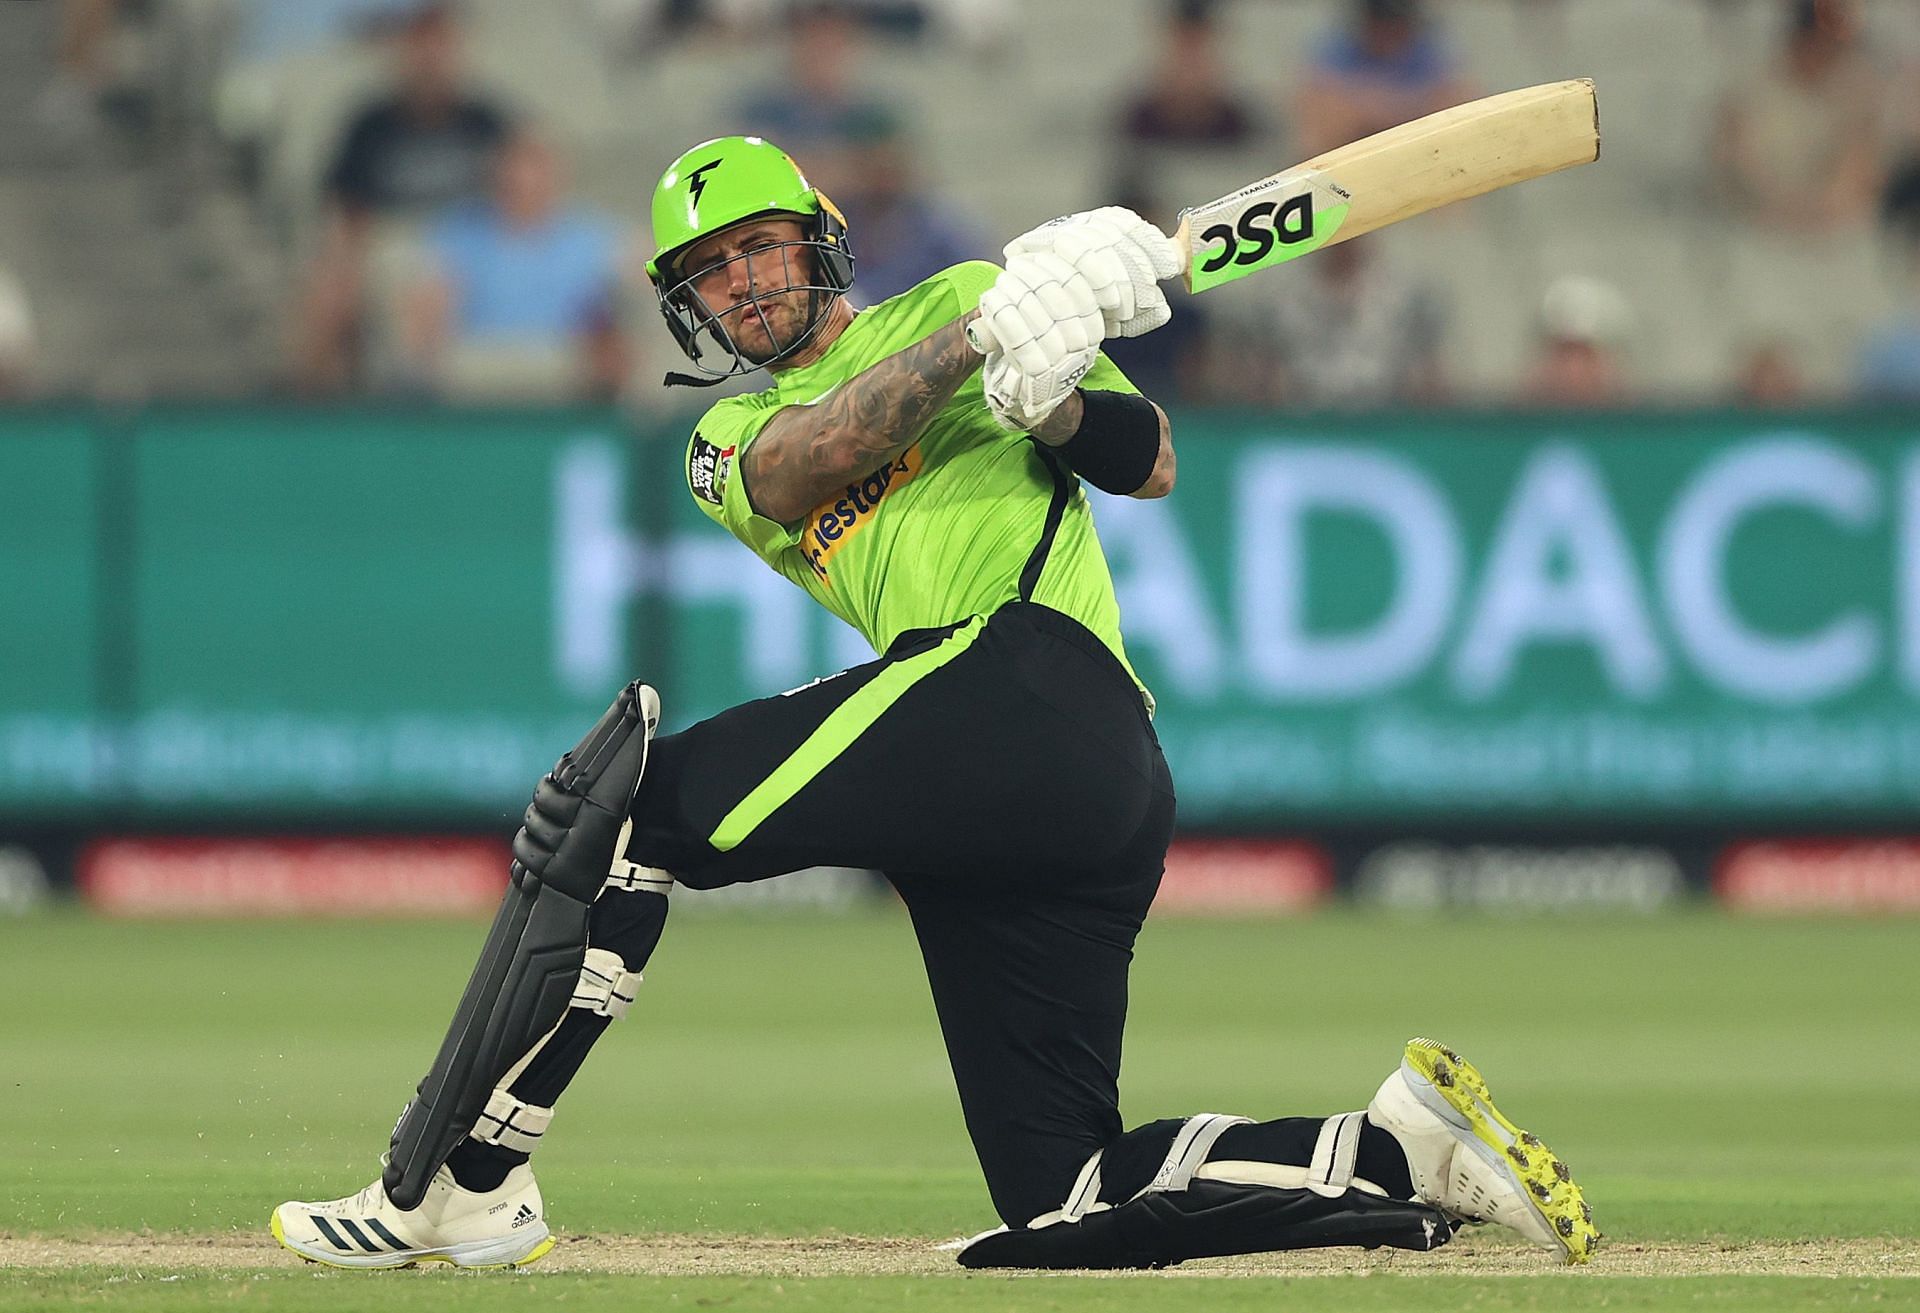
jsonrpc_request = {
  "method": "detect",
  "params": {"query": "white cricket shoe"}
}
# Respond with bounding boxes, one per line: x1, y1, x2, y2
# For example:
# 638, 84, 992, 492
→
1367, 1037, 1599, 1265
271, 1163, 554, 1269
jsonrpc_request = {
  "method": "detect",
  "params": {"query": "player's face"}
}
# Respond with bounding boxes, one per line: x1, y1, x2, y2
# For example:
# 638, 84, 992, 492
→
680, 218, 816, 362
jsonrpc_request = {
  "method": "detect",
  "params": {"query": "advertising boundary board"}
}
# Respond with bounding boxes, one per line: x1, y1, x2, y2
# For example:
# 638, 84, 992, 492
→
3, 406, 1919, 829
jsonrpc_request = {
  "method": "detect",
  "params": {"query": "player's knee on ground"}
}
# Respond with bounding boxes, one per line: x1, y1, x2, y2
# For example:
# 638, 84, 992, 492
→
957, 1113, 1454, 1270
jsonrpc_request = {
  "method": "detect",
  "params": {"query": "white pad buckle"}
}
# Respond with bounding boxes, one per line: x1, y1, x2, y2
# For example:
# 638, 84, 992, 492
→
471, 1087, 553, 1153
571, 947, 641, 1019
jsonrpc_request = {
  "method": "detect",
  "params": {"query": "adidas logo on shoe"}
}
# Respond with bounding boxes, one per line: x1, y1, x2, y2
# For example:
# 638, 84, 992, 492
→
273, 1166, 555, 1270
309, 1215, 410, 1253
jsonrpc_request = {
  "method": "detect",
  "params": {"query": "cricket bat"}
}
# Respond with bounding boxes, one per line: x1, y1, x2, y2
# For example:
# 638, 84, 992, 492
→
1175, 79, 1599, 293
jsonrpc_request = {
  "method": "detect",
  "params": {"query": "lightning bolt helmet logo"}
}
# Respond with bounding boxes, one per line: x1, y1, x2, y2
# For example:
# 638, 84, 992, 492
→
686, 159, 722, 205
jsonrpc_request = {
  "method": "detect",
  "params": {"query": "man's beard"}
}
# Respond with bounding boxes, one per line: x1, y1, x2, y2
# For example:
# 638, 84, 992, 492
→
726, 292, 810, 364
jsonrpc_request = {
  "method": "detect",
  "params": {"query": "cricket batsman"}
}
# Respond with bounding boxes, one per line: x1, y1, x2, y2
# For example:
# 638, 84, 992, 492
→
272, 135, 1597, 1271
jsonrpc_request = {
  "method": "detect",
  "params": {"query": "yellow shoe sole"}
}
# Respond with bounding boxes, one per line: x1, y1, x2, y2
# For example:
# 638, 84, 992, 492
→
271, 1207, 557, 1270
1403, 1037, 1600, 1265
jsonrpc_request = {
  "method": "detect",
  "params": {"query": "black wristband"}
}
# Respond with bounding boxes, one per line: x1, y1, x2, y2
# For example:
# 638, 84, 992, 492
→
1054, 390, 1161, 495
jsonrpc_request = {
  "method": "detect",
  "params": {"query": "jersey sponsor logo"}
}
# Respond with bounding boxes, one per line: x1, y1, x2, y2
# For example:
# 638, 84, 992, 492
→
688, 432, 734, 505
799, 446, 923, 582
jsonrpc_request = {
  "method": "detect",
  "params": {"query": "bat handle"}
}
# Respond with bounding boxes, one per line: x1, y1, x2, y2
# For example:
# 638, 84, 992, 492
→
1171, 212, 1194, 295
964, 314, 999, 357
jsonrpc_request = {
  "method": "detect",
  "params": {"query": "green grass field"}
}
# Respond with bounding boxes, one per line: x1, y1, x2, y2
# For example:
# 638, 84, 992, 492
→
2, 905, 1917, 1310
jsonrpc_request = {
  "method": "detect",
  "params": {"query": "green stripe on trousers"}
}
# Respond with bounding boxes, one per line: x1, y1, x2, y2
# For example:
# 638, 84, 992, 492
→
707, 615, 987, 852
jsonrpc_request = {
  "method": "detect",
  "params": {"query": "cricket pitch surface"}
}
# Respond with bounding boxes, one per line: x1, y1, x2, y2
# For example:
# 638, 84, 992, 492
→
5, 1232, 1917, 1279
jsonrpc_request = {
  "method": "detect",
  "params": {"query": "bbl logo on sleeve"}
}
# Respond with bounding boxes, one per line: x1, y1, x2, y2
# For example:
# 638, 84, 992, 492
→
688, 433, 733, 505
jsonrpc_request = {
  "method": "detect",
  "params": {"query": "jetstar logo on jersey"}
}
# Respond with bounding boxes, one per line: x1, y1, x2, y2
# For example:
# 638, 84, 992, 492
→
799, 447, 923, 582
688, 432, 734, 505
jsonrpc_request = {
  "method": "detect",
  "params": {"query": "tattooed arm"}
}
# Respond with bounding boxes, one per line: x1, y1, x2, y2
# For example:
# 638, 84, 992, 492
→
742, 314, 983, 525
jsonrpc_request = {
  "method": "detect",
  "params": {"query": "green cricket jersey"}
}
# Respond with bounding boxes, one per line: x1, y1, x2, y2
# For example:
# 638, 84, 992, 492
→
684, 260, 1147, 697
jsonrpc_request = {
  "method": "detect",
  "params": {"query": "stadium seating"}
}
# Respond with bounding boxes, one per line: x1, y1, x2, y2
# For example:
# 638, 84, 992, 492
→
0, 0, 1914, 403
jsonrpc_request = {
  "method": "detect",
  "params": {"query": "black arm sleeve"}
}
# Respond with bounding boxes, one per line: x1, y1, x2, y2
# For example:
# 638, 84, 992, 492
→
1051, 389, 1162, 496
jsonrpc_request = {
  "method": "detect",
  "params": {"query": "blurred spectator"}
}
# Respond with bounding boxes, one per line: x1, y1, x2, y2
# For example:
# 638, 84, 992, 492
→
612, 0, 1008, 49
1108, 0, 1262, 231
830, 0, 1015, 45
734, 2, 899, 200
1886, 160, 1920, 248
398, 132, 632, 401
290, 2, 514, 393
233, 0, 426, 62
215, 1, 430, 197
1522, 275, 1634, 408
836, 120, 985, 306
1714, 0, 1884, 236
915, 0, 1015, 52
1293, 0, 1473, 158
1856, 291, 1920, 403
628, 0, 730, 42
1882, 51, 1920, 247
34, 0, 122, 142
1235, 239, 1446, 409
1120, 0, 1258, 149
825, 0, 932, 42
318, 4, 512, 221
1734, 338, 1811, 408
0, 267, 37, 400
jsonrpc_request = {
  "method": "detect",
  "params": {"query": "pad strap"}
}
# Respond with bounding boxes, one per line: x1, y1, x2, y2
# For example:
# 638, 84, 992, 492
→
1138, 1114, 1251, 1198
1023, 1149, 1108, 1227
470, 1087, 553, 1154
1307, 1111, 1365, 1197
1062, 1151, 1106, 1221
1199, 1112, 1383, 1197
1025, 1113, 1248, 1230
571, 947, 642, 1019
606, 818, 674, 895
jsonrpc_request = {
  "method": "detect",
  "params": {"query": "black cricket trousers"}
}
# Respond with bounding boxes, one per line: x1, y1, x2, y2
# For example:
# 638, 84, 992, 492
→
623, 600, 1175, 1226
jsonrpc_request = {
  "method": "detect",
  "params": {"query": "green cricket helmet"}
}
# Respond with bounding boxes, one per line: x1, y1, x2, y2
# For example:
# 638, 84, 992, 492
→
647, 135, 855, 382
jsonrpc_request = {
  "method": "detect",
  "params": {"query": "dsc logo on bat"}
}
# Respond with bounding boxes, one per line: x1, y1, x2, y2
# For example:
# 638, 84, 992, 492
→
1183, 169, 1353, 292
1196, 193, 1318, 274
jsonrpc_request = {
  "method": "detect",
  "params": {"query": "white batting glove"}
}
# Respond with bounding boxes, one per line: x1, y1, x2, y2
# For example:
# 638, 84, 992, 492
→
981, 343, 1098, 432
967, 251, 1106, 379
1002, 206, 1184, 339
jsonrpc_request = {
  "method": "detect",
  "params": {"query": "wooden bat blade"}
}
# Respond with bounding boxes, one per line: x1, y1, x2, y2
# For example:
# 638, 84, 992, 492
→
1176, 79, 1600, 294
